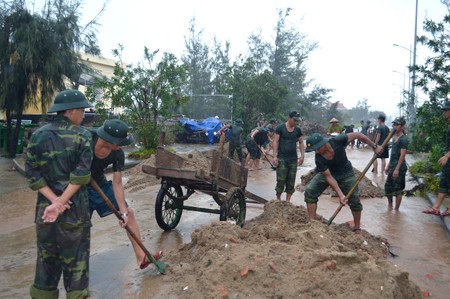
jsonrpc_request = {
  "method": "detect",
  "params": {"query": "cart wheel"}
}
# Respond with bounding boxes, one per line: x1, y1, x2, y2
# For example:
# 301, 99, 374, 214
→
224, 187, 246, 227
155, 182, 183, 231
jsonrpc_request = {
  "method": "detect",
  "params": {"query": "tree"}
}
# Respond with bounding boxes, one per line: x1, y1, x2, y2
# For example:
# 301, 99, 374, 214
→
325, 102, 342, 124
0, 0, 106, 157
412, 4, 450, 152
346, 99, 371, 126
301, 85, 334, 123
87, 46, 189, 149
269, 8, 318, 113
245, 8, 318, 117
182, 17, 213, 119
231, 58, 288, 132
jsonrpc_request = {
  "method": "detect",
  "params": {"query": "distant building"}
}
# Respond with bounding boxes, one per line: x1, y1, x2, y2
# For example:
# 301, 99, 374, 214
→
326, 102, 348, 112
335, 102, 347, 112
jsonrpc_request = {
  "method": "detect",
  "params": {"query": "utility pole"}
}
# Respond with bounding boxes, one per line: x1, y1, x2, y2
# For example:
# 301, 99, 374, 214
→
409, 0, 419, 125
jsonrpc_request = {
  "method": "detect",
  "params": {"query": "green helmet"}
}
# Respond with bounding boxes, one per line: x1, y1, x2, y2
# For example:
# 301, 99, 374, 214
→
97, 119, 134, 146
48, 89, 92, 113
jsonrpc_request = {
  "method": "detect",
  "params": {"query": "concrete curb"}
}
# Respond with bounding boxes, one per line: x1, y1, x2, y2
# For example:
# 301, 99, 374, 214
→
407, 154, 450, 235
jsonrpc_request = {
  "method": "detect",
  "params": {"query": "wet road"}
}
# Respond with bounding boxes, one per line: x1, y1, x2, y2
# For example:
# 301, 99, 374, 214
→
1, 147, 450, 298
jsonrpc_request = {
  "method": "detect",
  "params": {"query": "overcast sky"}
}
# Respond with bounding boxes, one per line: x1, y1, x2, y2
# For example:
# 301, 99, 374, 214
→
29, 0, 447, 118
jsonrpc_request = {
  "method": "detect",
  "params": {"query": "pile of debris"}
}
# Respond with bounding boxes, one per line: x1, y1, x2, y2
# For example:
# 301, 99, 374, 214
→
301, 121, 327, 136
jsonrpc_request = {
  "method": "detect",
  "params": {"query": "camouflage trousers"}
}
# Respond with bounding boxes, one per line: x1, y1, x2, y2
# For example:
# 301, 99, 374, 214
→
275, 160, 298, 194
228, 140, 243, 161
384, 170, 406, 196
30, 223, 90, 299
245, 140, 261, 159
304, 172, 363, 212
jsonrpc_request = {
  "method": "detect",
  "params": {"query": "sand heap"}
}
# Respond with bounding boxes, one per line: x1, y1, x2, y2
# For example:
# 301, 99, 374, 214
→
123, 149, 216, 193
156, 201, 421, 299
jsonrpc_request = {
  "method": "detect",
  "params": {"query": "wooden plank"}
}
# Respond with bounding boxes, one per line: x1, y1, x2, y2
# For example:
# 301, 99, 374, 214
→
154, 168, 198, 180
244, 190, 268, 204
212, 150, 248, 188
142, 165, 158, 176
156, 147, 185, 168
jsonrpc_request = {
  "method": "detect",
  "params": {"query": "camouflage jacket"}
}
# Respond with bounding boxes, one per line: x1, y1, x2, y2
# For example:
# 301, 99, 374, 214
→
25, 116, 93, 226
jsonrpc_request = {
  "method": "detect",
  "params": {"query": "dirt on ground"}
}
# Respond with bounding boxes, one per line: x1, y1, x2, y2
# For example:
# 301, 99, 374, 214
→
154, 201, 422, 299
122, 150, 421, 299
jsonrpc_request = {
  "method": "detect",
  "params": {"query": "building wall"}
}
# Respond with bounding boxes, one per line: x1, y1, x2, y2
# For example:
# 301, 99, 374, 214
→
1, 53, 117, 120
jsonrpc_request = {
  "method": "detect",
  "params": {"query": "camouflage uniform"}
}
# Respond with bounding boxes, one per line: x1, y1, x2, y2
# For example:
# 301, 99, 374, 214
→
245, 127, 269, 159
227, 124, 243, 161
274, 124, 303, 194
26, 115, 92, 299
385, 134, 408, 196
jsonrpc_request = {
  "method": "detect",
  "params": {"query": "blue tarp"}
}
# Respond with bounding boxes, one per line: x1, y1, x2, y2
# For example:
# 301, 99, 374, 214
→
179, 117, 223, 144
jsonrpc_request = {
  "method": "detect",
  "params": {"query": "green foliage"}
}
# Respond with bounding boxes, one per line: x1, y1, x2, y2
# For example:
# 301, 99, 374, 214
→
421, 174, 440, 194
409, 147, 442, 193
412, 12, 450, 152
411, 101, 447, 152
127, 147, 156, 160
87, 46, 189, 150
231, 61, 288, 133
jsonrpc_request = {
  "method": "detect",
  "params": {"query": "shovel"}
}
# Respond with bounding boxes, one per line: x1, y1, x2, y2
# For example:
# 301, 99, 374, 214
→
327, 129, 395, 226
90, 181, 166, 274
256, 142, 276, 170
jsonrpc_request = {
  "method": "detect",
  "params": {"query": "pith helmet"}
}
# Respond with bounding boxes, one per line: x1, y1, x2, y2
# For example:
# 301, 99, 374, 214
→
392, 116, 406, 126
289, 111, 301, 121
306, 133, 328, 152
48, 89, 92, 113
97, 119, 134, 146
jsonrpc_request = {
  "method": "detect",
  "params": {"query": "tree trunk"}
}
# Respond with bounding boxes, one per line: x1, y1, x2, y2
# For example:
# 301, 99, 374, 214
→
5, 109, 22, 158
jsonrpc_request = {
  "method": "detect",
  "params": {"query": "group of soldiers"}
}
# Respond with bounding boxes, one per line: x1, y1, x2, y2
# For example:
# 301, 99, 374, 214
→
25, 90, 162, 299
29, 90, 441, 298
222, 112, 410, 233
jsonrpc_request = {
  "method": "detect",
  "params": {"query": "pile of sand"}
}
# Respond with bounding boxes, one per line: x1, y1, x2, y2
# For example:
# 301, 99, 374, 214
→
123, 149, 216, 193
155, 201, 422, 298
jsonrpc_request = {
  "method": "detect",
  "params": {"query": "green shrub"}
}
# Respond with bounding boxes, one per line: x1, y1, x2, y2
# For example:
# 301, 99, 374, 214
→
409, 145, 442, 193
128, 148, 156, 160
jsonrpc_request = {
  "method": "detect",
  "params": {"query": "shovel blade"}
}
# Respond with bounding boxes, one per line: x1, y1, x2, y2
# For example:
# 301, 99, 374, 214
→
154, 260, 166, 275
147, 254, 166, 275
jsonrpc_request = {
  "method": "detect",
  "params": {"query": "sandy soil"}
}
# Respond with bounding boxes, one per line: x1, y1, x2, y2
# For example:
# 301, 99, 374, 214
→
153, 201, 422, 299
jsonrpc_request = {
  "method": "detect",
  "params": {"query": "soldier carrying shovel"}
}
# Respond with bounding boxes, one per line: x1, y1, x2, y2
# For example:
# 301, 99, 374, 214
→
88, 119, 163, 269
304, 132, 384, 232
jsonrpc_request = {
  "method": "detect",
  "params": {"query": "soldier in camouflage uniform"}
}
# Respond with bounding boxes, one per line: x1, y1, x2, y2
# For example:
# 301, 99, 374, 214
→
245, 126, 274, 170
304, 132, 383, 232
25, 90, 93, 299
88, 119, 162, 270
272, 111, 305, 202
218, 118, 244, 161
384, 117, 408, 210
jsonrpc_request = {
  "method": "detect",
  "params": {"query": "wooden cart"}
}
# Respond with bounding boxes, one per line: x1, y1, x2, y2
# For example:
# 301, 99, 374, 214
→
142, 139, 267, 231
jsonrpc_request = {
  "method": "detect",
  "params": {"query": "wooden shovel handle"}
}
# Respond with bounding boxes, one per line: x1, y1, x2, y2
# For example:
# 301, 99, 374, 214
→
327, 129, 395, 225
89, 181, 166, 274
